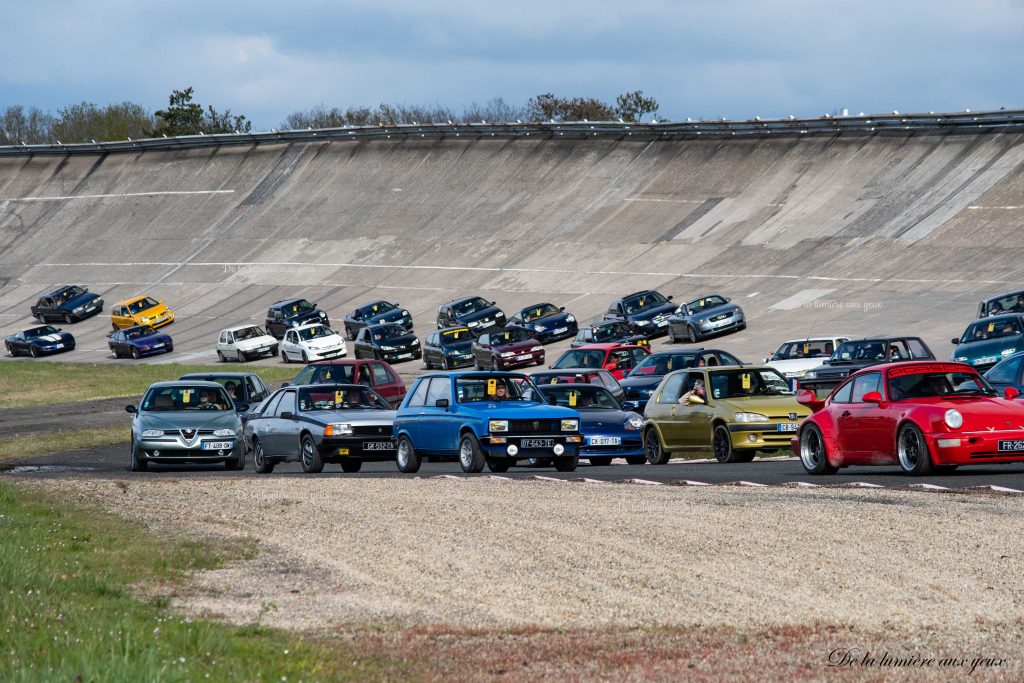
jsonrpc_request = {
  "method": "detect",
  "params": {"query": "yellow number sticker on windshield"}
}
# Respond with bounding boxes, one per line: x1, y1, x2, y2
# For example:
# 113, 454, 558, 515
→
325, 371, 331, 379
989, 323, 995, 332
503, 332, 510, 340
487, 379, 496, 395
741, 373, 751, 390
335, 390, 344, 404
803, 343, 810, 354
182, 390, 191, 403
667, 358, 673, 370
373, 304, 378, 312
639, 299, 645, 307
569, 391, 577, 407
700, 299, 706, 307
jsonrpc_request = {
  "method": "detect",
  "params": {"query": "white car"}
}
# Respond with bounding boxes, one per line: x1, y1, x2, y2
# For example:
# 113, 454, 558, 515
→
765, 337, 850, 383
217, 325, 279, 362
281, 323, 347, 363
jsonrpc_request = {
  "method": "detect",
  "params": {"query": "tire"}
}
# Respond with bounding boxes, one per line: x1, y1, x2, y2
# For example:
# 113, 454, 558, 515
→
441, 356, 450, 371
554, 455, 579, 472
29, 345, 39, 358
667, 325, 676, 344
486, 457, 511, 473
253, 440, 275, 474
644, 429, 670, 465
625, 456, 647, 466
897, 423, 934, 476
112, 323, 119, 331
301, 350, 309, 364
63, 313, 73, 325
712, 424, 738, 463
395, 436, 421, 473
588, 456, 613, 467
687, 325, 699, 343
474, 358, 482, 370
5, 343, 13, 357
237, 350, 246, 363
130, 346, 140, 360
458, 433, 486, 473
37, 313, 46, 323
217, 350, 226, 362
224, 450, 244, 471
340, 459, 363, 473
129, 440, 148, 472
300, 433, 324, 473
281, 349, 290, 363
346, 327, 356, 341
799, 424, 838, 475
111, 346, 119, 359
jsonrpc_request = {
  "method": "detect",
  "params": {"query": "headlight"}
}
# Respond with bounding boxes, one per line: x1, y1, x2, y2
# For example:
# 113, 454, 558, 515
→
566, 314, 575, 322
73, 305, 85, 312
635, 320, 651, 326
561, 419, 579, 432
380, 345, 396, 351
468, 320, 480, 328
786, 370, 807, 378
944, 409, 963, 429
500, 351, 515, 358
96, 299, 104, 306
534, 325, 547, 332
625, 414, 643, 430
735, 412, 768, 422
954, 357, 968, 362
496, 312, 505, 318
141, 429, 164, 438
531, 346, 542, 352
140, 317, 150, 323
489, 419, 509, 433
324, 423, 353, 437
1003, 348, 1016, 356
411, 337, 419, 344
213, 429, 236, 437
290, 320, 299, 327
804, 371, 817, 379
402, 310, 409, 317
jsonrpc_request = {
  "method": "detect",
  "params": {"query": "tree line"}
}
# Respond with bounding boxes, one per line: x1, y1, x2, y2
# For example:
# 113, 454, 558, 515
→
0, 88, 659, 145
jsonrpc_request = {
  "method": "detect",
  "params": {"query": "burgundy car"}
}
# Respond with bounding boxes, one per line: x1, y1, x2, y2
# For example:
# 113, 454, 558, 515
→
286, 359, 407, 407
472, 326, 544, 370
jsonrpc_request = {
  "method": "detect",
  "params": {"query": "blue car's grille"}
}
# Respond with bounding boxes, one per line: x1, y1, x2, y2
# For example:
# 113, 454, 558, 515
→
710, 312, 733, 322
509, 419, 561, 434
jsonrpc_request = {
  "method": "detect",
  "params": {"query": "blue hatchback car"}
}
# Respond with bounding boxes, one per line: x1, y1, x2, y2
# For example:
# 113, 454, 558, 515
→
393, 371, 582, 473
537, 384, 645, 466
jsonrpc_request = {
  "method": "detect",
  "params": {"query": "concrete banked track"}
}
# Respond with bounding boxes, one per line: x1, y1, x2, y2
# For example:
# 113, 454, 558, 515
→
2, 115, 1024, 369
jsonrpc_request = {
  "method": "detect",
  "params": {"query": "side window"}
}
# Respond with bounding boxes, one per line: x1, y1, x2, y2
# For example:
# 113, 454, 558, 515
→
831, 379, 854, 403
113, 332, 123, 342
292, 367, 313, 385
267, 308, 275, 320
262, 391, 284, 416
851, 373, 882, 402
574, 330, 586, 343
630, 348, 648, 365
478, 334, 490, 346
245, 377, 260, 400
611, 349, 635, 370
275, 391, 296, 416
357, 364, 373, 386
286, 331, 297, 343
886, 340, 911, 361
425, 377, 452, 405
407, 379, 429, 407
371, 363, 391, 385
357, 329, 367, 342
427, 333, 437, 346
657, 374, 686, 404
908, 339, 930, 358
987, 356, 1024, 384
598, 372, 618, 391
717, 351, 741, 366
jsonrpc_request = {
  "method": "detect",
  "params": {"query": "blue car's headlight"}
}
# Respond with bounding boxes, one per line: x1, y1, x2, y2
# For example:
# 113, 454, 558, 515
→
560, 419, 579, 432
489, 420, 509, 433
624, 414, 643, 430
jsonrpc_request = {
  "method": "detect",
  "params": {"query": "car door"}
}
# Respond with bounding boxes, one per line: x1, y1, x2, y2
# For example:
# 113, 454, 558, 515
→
218, 331, 231, 354
354, 328, 369, 358
650, 373, 687, 447
370, 362, 404, 406
474, 333, 491, 367
273, 389, 300, 458
112, 305, 127, 329
251, 391, 284, 455
714, 351, 743, 366
109, 331, 121, 354
420, 377, 455, 450
39, 297, 55, 320
402, 378, 431, 448
839, 372, 889, 461
281, 330, 298, 360
675, 371, 713, 447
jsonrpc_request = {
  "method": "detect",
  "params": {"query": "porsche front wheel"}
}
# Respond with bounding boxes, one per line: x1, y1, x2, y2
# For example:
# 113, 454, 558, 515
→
897, 423, 934, 476
799, 424, 837, 475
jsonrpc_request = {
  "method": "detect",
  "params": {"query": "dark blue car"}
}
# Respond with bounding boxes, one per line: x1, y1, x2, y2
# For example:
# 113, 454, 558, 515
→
108, 325, 173, 359
984, 350, 1024, 395
30, 285, 104, 324
537, 384, 645, 465
619, 348, 744, 411
507, 303, 579, 344
5, 325, 75, 357
343, 300, 413, 340
393, 371, 582, 473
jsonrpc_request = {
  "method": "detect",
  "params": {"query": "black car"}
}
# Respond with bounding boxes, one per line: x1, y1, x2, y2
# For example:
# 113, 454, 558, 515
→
436, 296, 506, 334
343, 300, 413, 340
245, 383, 397, 473
178, 372, 273, 420
570, 320, 650, 349
507, 303, 579, 344
529, 368, 626, 405
602, 290, 675, 337
354, 323, 422, 363
5, 325, 75, 357
800, 336, 936, 395
618, 348, 744, 411
423, 326, 475, 370
30, 285, 104, 324
265, 299, 330, 339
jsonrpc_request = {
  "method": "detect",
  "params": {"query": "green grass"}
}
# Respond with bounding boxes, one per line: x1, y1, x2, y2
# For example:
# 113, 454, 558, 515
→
0, 481, 405, 682
0, 361, 297, 409
0, 426, 127, 464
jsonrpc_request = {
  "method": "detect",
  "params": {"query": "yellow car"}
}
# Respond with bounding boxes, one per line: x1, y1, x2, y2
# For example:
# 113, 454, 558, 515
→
642, 365, 810, 463
111, 295, 175, 330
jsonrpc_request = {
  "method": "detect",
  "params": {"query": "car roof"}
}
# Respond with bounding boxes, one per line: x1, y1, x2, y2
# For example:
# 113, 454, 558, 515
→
445, 295, 485, 304
648, 348, 706, 356
179, 372, 255, 379
223, 324, 264, 333
966, 313, 1023, 324
308, 359, 361, 366
357, 299, 391, 308
418, 370, 529, 379
112, 295, 151, 306
270, 298, 309, 308
983, 290, 1024, 303
292, 322, 329, 331
843, 336, 919, 343
572, 342, 641, 350
42, 285, 75, 295
780, 337, 848, 343
620, 290, 660, 300
148, 380, 225, 389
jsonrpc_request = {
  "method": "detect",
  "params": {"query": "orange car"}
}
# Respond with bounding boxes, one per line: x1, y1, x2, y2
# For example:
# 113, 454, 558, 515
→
110, 295, 175, 330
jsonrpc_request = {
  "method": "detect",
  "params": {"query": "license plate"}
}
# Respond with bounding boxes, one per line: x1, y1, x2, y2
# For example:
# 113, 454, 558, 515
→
152, 343, 164, 348
515, 354, 533, 361
554, 327, 567, 334
777, 423, 798, 433
397, 353, 412, 359
998, 440, 1024, 452
656, 320, 668, 327
977, 356, 999, 365
202, 441, 232, 450
589, 436, 621, 446
364, 440, 396, 451
258, 346, 268, 352
520, 438, 554, 448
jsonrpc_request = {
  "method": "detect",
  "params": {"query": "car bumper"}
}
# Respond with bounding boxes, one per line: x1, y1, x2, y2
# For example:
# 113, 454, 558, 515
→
70, 305, 103, 321
443, 355, 475, 368
926, 431, 1024, 465
535, 323, 578, 343
728, 422, 802, 450
379, 348, 421, 363
580, 435, 643, 457
146, 314, 174, 328
133, 344, 173, 357
137, 438, 242, 462
35, 343, 74, 355
321, 436, 397, 462
698, 317, 746, 335
308, 346, 347, 361
239, 344, 278, 359
482, 434, 582, 458
495, 351, 544, 370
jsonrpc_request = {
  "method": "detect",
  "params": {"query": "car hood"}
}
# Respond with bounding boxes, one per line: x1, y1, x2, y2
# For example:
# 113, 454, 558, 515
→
138, 410, 241, 431
288, 310, 327, 325
491, 339, 540, 353
806, 360, 876, 377
303, 334, 346, 349
29, 331, 75, 345
377, 333, 418, 348
718, 395, 809, 417
299, 408, 397, 424
64, 292, 101, 309
459, 306, 504, 324
619, 375, 663, 391
368, 309, 409, 325
134, 303, 169, 320
628, 303, 676, 321
528, 312, 572, 328
952, 337, 1023, 364
442, 340, 474, 353
235, 335, 277, 350
687, 303, 741, 321
129, 333, 172, 347
579, 410, 632, 431
766, 358, 825, 375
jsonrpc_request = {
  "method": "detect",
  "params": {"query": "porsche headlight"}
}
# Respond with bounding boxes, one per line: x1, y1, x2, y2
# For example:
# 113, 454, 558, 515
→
560, 419, 579, 432
324, 423, 353, 437
489, 419, 509, 433
213, 428, 236, 437
566, 314, 575, 322
944, 409, 963, 430
624, 414, 643, 430
534, 325, 548, 332
141, 429, 164, 438
735, 412, 768, 422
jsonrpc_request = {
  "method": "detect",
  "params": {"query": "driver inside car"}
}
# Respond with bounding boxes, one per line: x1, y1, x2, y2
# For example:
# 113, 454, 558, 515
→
678, 378, 706, 404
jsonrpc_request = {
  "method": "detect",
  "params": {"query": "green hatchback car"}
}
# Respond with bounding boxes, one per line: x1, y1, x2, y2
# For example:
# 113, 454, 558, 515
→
642, 365, 810, 463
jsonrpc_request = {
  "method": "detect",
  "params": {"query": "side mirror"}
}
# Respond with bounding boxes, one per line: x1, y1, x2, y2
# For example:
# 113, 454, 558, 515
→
280, 382, 290, 389
951, 338, 960, 344
236, 403, 250, 413
83, 286, 89, 292
667, 295, 674, 301
547, 395, 558, 405
621, 400, 640, 411
687, 394, 705, 405
559, 306, 565, 312
125, 404, 137, 414
725, 297, 731, 303
435, 399, 449, 408
280, 411, 295, 420
1004, 387, 1020, 400
762, 357, 769, 363
861, 391, 885, 406
796, 388, 826, 412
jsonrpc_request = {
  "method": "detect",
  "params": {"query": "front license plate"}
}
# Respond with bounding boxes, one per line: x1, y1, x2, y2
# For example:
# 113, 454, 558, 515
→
998, 440, 1024, 452
363, 440, 396, 451
397, 353, 412, 359
554, 327, 567, 334
515, 354, 533, 361
202, 441, 232, 450
152, 343, 164, 348
520, 438, 554, 448
656, 320, 668, 327
258, 346, 269, 352
338, 448, 350, 455
589, 436, 621, 446
777, 423, 798, 433
977, 356, 999, 365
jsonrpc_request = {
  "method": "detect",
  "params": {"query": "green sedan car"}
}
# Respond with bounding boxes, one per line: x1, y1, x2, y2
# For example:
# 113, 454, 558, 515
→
642, 365, 809, 463
126, 381, 246, 471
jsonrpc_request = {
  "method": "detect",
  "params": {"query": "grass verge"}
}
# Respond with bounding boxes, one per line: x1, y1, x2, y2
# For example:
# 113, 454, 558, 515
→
0, 426, 127, 465
0, 481, 404, 682
0, 360, 298, 409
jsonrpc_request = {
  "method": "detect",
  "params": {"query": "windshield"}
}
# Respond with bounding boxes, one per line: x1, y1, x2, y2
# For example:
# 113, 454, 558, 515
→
889, 371, 995, 399
26, 326, 60, 337
142, 385, 232, 411
56, 286, 86, 303
628, 352, 699, 376
453, 297, 491, 317
685, 296, 727, 314
592, 322, 632, 342
286, 300, 316, 316
521, 304, 560, 322
298, 325, 334, 341
359, 301, 397, 318
126, 326, 158, 340
440, 328, 472, 346
831, 340, 890, 363
539, 385, 619, 410
307, 365, 355, 384
984, 292, 1024, 316
961, 318, 1022, 342
553, 349, 606, 369
771, 340, 836, 361
532, 372, 606, 388
489, 327, 534, 345
128, 297, 160, 314
298, 385, 390, 411
370, 324, 407, 341
622, 292, 667, 315
708, 369, 792, 399
184, 377, 248, 403
233, 326, 266, 341
456, 375, 536, 402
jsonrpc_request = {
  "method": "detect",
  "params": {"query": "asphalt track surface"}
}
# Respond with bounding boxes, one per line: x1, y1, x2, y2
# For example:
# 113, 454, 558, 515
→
6, 444, 1024, 492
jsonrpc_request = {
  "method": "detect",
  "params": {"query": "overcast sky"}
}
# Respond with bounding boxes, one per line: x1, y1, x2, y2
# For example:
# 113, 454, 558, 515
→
2, 1, 1022, 129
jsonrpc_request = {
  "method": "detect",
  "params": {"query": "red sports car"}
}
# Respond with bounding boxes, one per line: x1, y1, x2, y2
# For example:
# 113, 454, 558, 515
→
792, 361, 1024, 475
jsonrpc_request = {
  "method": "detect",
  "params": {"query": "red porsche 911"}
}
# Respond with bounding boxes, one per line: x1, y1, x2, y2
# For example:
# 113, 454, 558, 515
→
792, 361, 1024, 475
